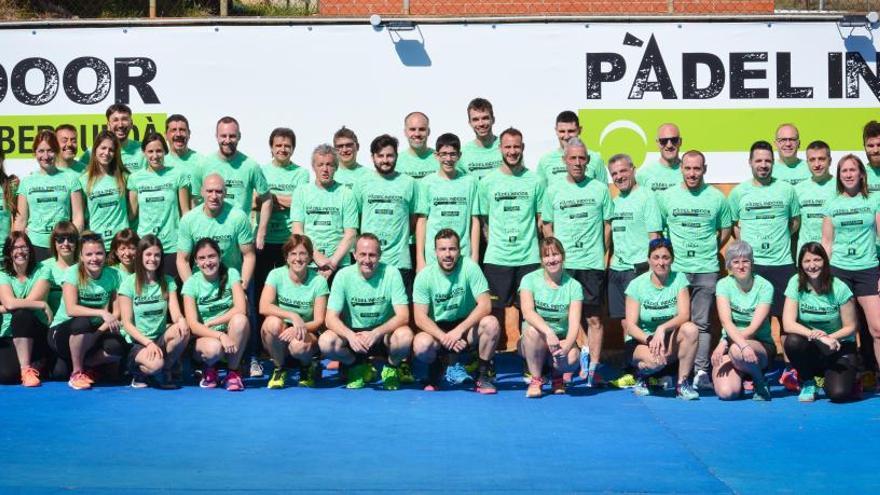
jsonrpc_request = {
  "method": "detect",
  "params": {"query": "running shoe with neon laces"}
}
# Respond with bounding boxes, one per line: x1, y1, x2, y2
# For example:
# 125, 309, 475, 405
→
298, 361, 321, 388
676, 381, 700, 400
268, 368, 287, 389
130, 373, 149, 389
692, 369, 713, 390
20, 366, 41, 387
398, 361, 415, 384
445, 362, 472, 385
551, 376, 566, 395
345, 363, 372, 389
249, 357, 264, 378
225, 370, 245, 391
633, 376, 651, 396
199, 366, 219, 388
68, 371, 92, 390
780, 367, 800, 392
798, 379, 817, 402
381, 365, 401, 391
752, 380, 772, 401
526, 376, 544, 398
611, 373, 637, 389
475, 373, 497, 395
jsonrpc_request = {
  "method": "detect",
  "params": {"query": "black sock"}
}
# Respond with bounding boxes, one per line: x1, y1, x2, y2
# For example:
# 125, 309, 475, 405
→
478, 358, 490, 375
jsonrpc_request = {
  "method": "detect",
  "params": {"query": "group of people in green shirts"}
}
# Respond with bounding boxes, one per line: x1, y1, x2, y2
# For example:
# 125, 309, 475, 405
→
1, 98, 879, 403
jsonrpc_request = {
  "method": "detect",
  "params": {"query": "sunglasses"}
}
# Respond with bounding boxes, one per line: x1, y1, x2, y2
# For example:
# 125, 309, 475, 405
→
55, 234, 77, 244
658, 137, 681, 146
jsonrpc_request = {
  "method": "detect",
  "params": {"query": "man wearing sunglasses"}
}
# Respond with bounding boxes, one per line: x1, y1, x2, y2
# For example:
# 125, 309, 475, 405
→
636, 124, 683, 194
771, 124, 810, 187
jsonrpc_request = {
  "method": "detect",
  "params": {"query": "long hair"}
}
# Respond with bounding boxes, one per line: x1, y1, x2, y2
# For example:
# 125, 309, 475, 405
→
835, 154, 869, 197
2, 231, 36, 277
85, 130, 127, 196
77, 231, 106, 287
134, 234, 167, 297
797, 242, 832, 295
49, 221, 80, 260
108, 228, 140, 267
193, 237, 228, 297
0, 149, 18, 216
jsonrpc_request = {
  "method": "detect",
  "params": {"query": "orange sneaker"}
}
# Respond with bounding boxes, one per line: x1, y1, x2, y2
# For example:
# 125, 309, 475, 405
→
21, 366, 41, 387
526, 376, 544, 398
68, 371, 92, 390
81, 369, 98, 385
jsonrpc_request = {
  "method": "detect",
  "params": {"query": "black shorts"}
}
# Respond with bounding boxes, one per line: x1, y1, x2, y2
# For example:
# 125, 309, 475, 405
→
624, 333, 678, 376
607, 266, 648, 320
567, 268, 605, 317
483, 263, 541, 309
831, 266, 880, 298
437, 319, 466, 332
49, 319, 125, 368
350, 327, 389, 356
753, 264, 796, 318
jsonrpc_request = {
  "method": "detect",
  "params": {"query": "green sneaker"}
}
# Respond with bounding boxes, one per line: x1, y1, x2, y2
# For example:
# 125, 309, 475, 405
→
298, 361, 321, 388
633, 376, 651, 396
267, 368, 287, 389
610, 373, 637, 389
398, 361, 415, 384
799, 379, 817, 402
752, 380, 772, 401
345, 363, 373, 389
381, 365, 401, 391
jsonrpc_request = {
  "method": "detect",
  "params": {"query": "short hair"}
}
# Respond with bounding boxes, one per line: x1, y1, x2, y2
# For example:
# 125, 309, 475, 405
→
435, 133, 461, 153
312, 144, 338, 164
370, 134, 399, 155
269, 127, 296, 149
49, 221, 80, 259
356, 232, 382, 255
467, 97, 494, 119
555, 111, 580, 126
333, 126, 359, 146
539, 237, 566, 260
681, 150, 706, 168
165, 114, 190, 128
835, 154, 868, 197
108, 228, 140, 267
105, 103, 132, 119
797, 242, 831, 295
141, 132, 169, 154
404, 111, 429, 125
55, 124, 76, 134
863, 120, 880, 143
499, 127, 523, 142
434, 228, 460, 246
749, 140, 774, 160
563, 137, 587, 154
32, 130, 59, 155
607, 153, 634, 169
3, 231, 37, 278
648, 237, 674, 259
806, 140, 831, 154
724, 241, 754, 270
283, 234, 314, 259
216, 115, 239, 130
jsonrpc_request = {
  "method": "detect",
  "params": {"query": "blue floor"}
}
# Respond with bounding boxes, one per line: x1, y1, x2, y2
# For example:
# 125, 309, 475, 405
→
1, 355, 878, 494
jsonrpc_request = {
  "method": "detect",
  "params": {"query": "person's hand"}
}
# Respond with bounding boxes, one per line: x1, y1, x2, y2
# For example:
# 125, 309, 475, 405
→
279, 326, 297, 343
649, 329, 667, 365
100, 311, 120, 332
291, 319, 308, 341
145, 341, 163, 361
176, 318, 189, 334
219, 333, 237, 354
347, 331, 369, 354
42, 302, 54, 324
808, 329, 825, 341
817, 335, 841, 354
439, 331, 460, 351
739, 344, 758, 364
255, 231, 266, 251
711, 344, 726, 368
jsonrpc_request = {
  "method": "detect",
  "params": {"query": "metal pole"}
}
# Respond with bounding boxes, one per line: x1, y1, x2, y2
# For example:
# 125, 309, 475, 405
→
149, 0, 156, 18
220, 0, 229, 17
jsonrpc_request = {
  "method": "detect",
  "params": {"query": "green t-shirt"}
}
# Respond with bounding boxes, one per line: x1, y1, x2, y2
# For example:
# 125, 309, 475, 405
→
479, 167, 545, 266
163, 148, 202, 193
353, 171, 417, 270
795, 177, 836, 253
610, 186, 664, 271
79, 173, 129, 248
412, 257, 488, 323
457, 138, 502, 179
0, 179, 17, 260
536, 148, 606, 186
715, 274, 774, 344
0, 267, 50, 337
327, 263, 409, 329
624, 271, 690, 339
658, 184, 731, 273
265, 266, 330, 323
260, 162, 310, 245
181, 268, 241, 330
416, 171, 480, 265
867, 164, 880, 196
59, 160, 86, 175
79, 139, 146, 173
772, 158, 810, 187
334, 163, 371, 190
541, 177, 613, 270
784, 275, 854, 341
728, 179, 800, 266
290, 182, 359, 267
823, 193, 880, 271
635, 160, 682, 194
397, 148, 439, 180
518, 269, 584, 337
128, 166, 187, 251
177, 203, 254, 272
52, 265, 120, 328
18, 169, 82, 248
39, 258, 69, 315
118, 273, 177, 343
193, 152, 269, 215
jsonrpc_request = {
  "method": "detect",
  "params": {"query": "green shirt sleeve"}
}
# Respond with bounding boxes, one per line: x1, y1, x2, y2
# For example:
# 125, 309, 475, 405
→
235, 213, 255, 245
601, 187, 614, 221
289, 187, 305, 224
833, 278, 853, 306
415, 181, 429, 216
253, 166, 269, 196
644, 192, 663, 233
541, 187, 555, 223
327, 273, 346, 313
717, 195, 733, 229
342, 189, 359, 230
728, 187, 741, 222
177, 215, 193, 254
412, 270, 431, 305
783, 276, 799, 301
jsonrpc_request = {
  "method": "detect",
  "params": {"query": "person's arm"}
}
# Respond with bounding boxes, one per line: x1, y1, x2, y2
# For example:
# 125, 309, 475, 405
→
413, 302, 448, 341
273, 191, 292, 210
176, 251, 192, 282
119, 295, 155, 347
203, 280, 247, 328
328, 228, 356, 269
469, 216, 480, 263
781, 296, 814, 338
254, 192, 272, 251
603, 221, 612, 254
177, 187, 190, 215
732, 222, 741, 240
542, 221, 554, 239
560, 300, 582, 354
14, 194, 28, 232
62, 282, 118, 331
790, 215, 801, 236
623, 296, 649, 343
821, 216, 834, 259
258, 284, 303, 326
0, 280, 50, 312
826, 299, 857, 341
70, 191, 85, 232
291, 221, 304, 235
415, 215, 428, 272
167, 288, 188, 332
184, 295, 217, 338
519, 289, 558, 342
239, 243, 256, 287
718, 227, 732, 249
128, 190, 139, 220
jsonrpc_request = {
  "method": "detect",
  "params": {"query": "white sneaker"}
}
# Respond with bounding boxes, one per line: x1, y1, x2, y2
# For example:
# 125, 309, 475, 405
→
693, 369, 713, 390
249, 357, 264, 378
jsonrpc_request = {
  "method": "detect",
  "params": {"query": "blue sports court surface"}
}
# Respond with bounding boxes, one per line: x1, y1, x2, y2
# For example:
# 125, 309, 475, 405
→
1, 354, 878, 494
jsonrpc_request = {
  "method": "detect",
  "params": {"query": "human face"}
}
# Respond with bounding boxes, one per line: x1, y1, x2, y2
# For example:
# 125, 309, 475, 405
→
404, 114, 429, 150
468, 108, 494, 139
541, 246, 564, 276
107, 111, 132, 142
838, 158, 864, 194
681, 154, 705, 189
372, 145, 397, 175
656, 125, 681, 163
165, 120, 190, 154
201, 176, 226, 212
555, 121, 580, 148
95, 138, 115, 168
271, 136, 294, 164
142, 245, 163, 274
775, 125, 800, 160
10, 238, 30, 271
435, 145, 460, 175
564, 145, 587, 182
54, 233, 77, 258
313, 153, 337, 186
806, 148, 831, 178
144, 140, 165, 171
194, 245, 220, 278
728, 256, 753, 282
354, 238, 381, 278
56, 128, 78, 162
609, 161, 635, 192
864, 136, 880, 167
116, 243, 136, 269
81, 241, 106, 277
648, 246, 673, 278
749, 149, 773, 180
435, 237, 460, 273
801, 251, 824, 281
216, 122, 240, 158
334, 137, 358, 166
286, 243, 311, 273
500, 133, 524, 168
34, 140, 56, 169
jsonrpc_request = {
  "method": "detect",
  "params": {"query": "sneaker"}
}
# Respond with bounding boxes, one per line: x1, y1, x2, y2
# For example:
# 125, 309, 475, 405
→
780, 367, 800, 392
445, 362, 472, 385
20, 366, 41, 387
68, 371, 92, 390
345, 363, 373, 389
199, 366, 219, 389
423, 384, 438, 391
798, 379, 817, 402
268, 368, 287, 389
586, 369, 605, 388
130, 373, 149, 389
610, 373, 637, 389
225, 370, 245, 391
398, 361, 415, 384
475, 374, 497, 395
578, 344, 590, 378
521, 370, 533, 385
298, 361, 321, 388
693, 369, 712, 390
551, 376, 566, 395
381, 365, 401, 391
633, 376, 651, 396
82, 369, 98, 385
249, 357, 264, 378
526, 376, 544, 398
752, 381, 772, 401
676, 381, 700, 400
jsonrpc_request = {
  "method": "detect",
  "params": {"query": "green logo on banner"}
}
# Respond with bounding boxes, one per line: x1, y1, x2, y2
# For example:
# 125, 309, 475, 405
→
579, 108, 878, 168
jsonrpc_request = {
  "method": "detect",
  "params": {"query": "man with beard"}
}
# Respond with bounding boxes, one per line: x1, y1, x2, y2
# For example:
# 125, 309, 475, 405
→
863, 121, 880, 194
163, 114, 201, 204
79, 104, 147, 172
636, 123, 683, 194
55, 124, 84, 174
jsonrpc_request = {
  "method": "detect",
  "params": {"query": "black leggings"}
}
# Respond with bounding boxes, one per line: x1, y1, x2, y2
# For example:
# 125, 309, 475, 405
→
0, 309, 51, 384
49, 316, 125, 372
784, 334, 858, 402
